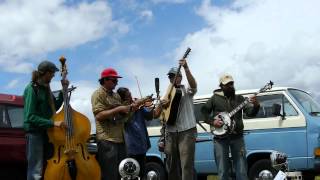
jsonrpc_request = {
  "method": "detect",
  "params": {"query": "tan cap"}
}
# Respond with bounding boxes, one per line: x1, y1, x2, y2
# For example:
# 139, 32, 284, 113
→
219, 74, 234, 85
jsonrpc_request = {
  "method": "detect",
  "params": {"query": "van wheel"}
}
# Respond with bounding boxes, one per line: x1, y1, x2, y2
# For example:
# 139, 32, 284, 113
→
145, 162, 166, 180
248, 159, 277, 180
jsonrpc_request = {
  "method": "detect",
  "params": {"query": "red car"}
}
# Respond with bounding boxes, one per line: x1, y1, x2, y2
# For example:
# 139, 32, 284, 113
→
0, 93, 97, 180
0, 93, 26, 179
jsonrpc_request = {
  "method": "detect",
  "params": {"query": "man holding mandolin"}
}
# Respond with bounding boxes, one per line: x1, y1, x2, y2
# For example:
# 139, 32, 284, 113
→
163, 57, 198, 180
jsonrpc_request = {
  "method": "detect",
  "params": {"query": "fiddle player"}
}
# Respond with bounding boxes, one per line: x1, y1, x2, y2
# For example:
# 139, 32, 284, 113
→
91, 68, 135, 180
201, 74, 260, 180
117, 87, 164, 179
23, 60, 67, 180
164, 59, 197, 180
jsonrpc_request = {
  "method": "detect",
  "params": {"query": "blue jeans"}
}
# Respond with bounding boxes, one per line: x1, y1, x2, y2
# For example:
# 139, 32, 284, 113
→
214, 136, 248, 180
26, 133, 44, 180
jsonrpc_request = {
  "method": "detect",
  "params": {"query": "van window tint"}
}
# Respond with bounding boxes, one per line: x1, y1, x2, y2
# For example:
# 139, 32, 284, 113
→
289, 89, 320, 116
194, 103, 207, 122
244, 94, 298, 119
7, 106, 24, 128
0, 105, 10, 128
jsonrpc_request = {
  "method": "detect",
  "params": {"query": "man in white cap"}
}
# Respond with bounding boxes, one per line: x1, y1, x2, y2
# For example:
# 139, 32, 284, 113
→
201, 74, 260, 180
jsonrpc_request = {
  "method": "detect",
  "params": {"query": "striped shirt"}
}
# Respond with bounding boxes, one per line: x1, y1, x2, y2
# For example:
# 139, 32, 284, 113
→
166, 85, 197, 132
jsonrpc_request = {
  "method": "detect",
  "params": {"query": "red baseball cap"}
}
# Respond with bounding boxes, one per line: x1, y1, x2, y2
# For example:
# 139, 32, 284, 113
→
100, 68, 122, 79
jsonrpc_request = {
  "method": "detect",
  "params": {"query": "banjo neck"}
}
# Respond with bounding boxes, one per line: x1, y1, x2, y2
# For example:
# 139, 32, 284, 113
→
227, 81, 274, 118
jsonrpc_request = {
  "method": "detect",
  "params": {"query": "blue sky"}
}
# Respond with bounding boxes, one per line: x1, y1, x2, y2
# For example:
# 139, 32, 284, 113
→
1, 0, 320, 133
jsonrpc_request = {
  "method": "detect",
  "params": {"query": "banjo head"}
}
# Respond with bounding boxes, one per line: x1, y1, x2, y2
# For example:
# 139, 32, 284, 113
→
211, 112, 231, 136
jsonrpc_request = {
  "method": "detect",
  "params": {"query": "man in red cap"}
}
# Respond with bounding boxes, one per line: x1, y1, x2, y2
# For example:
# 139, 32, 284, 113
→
91, 68, 134, 180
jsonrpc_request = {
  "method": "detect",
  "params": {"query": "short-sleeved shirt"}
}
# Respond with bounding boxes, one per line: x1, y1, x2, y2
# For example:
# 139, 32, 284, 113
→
166, 85, 197, 132
91, 86, 126, 143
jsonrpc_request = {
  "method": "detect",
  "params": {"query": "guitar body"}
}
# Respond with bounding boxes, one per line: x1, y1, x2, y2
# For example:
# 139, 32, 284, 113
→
161, 85, 182, 125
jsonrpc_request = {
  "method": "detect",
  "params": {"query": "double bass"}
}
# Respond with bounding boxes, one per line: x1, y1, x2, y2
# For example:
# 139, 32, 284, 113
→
44, 57, 101, 180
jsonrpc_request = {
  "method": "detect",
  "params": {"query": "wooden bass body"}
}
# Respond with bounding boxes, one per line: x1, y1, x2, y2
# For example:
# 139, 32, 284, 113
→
45, 106, 101, 180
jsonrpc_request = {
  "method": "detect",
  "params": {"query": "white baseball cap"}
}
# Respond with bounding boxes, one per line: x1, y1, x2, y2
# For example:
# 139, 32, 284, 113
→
219, 74, 234, 85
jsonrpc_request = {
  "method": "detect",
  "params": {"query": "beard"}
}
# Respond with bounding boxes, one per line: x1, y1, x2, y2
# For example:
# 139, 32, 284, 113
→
223, 87, 235, 98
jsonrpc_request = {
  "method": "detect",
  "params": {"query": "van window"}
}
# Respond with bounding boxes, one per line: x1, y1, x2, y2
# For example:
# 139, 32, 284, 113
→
194, 103, 207, 122
7, 106, 24, 128
244, 94, 298, 119
289, 89, 320, 116
0, 105, 10, 128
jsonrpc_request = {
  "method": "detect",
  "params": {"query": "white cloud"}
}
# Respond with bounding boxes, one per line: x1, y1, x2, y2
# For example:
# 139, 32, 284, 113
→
151, 0, 187, 4
140, 10, 153, 21
5, 79, 20, 89
174, 0, 320, 101
117, 57, 171, 98
0, 0, 127, 73
51, 80, 98, 134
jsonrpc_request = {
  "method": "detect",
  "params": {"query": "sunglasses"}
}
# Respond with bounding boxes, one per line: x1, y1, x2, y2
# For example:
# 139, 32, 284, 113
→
105, 78, 118, 83
168, 75, 182, 79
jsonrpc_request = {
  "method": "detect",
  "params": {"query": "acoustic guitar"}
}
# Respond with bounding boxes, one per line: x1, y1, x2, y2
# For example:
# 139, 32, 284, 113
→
161, 48, 191, 125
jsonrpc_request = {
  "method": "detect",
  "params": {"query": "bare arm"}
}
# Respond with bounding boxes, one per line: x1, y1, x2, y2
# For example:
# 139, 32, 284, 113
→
180, 59, 197, 89
95, 105, 131, 121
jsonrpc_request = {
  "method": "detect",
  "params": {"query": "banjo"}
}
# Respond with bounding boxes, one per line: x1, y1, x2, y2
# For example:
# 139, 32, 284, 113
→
212, 81, 274, 136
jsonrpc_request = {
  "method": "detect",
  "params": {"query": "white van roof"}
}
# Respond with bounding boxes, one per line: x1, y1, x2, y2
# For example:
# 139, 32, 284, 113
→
193, 87, 308, 103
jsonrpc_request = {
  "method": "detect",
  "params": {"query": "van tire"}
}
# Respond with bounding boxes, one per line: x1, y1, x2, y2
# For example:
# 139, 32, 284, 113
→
248, 159, 277, 180
145, 161, 166, 180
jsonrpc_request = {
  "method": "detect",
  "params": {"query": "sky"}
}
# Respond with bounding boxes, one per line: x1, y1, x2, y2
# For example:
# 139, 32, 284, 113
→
1, 0, 320, 133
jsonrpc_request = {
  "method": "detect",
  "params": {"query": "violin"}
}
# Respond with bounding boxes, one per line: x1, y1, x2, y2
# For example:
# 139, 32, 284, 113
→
134, 94, 154, 109
44, 57, 101, 180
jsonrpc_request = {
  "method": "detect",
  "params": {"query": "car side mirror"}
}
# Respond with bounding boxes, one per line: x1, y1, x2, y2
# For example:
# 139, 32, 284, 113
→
272, 104, 282, 116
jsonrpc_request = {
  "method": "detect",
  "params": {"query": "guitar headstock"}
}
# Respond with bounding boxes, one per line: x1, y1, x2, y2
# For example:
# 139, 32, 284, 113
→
259, 81, 274, 93
182, 47, 191, 59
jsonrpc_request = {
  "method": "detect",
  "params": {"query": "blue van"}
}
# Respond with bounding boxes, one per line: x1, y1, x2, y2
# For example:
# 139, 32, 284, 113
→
144, 87, 320, 179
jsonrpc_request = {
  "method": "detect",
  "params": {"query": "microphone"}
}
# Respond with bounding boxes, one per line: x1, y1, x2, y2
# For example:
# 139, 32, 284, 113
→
155, 78, 159, 98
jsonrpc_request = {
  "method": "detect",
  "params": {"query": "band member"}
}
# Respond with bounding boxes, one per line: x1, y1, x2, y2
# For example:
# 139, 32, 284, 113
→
91, 68, 134, 180
117, 87, 163, 179
201, 74, 260, 180
164, 59, 197, 180
24, 60, 67, 180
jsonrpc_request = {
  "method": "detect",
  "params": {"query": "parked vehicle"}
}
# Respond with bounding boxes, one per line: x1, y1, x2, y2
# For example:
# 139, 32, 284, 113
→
0, 93, 25, 179
0, 93, 97, 179
145, 87, 320, 180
